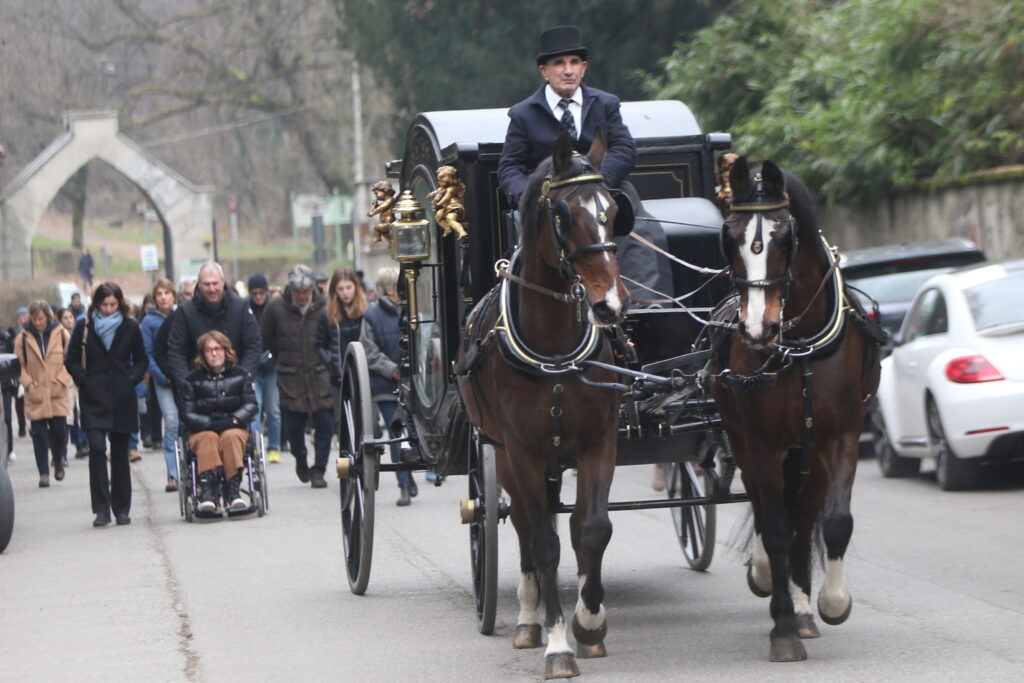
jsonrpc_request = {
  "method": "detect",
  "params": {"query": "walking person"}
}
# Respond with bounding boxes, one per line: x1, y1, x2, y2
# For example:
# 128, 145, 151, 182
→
180, 331, 258, 512
246, 274, 282, 464
260, 265, 334, 489
14, 301, 72, 487
58, 308, 89, 459
13, 307, 29, 438
360, 267, 418, 506
316, 267, 368, 430
65, 282, 148, 527
78, 248, 95, 292
0, 324, 17, 463
141, 278, 180, 492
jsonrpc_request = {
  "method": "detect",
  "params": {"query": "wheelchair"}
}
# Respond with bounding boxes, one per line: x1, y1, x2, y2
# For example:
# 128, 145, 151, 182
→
176, 426, 269, 521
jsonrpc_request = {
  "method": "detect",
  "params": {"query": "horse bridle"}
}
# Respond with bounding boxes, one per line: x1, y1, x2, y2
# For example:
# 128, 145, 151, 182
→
540, 167, 619, 279
723, 172, 798, 291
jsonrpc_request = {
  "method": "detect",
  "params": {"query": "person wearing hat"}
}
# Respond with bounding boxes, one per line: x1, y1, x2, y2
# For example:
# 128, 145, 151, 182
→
246, 273, 282, 464
260, 264, 334, 488
497, 25, 636, 207
313, 271, 329, 297
497, 25, 672, 303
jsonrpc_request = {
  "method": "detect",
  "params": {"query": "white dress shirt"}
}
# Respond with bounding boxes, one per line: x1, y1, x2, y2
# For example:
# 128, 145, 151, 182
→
545, 85, 582, 137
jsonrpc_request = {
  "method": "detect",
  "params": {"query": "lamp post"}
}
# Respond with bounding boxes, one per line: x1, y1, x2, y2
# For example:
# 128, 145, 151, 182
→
390, 191, 431, 330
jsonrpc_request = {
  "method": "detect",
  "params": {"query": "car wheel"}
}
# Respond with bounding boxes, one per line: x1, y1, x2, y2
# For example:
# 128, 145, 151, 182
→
927, 400, 980, 491
872, 408, 920, 478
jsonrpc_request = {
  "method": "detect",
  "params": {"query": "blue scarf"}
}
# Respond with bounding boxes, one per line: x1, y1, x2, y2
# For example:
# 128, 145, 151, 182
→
93, 310, 123, 349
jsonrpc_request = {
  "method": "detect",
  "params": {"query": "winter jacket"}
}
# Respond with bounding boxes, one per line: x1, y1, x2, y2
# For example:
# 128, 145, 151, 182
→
247, 295, 277, 374
65, 316, 148, 433
180, 363, 257, 433
360, 296, 401, 401
15, 321, 72, 421
141, 308, 173, 386
165, 289, 262, 386
260, 286, 332, 413
316, 309, 363, 386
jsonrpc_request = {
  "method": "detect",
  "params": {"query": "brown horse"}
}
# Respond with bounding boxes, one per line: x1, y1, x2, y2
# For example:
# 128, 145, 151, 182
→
456, 131, 631, 678
710, 158, 880, 661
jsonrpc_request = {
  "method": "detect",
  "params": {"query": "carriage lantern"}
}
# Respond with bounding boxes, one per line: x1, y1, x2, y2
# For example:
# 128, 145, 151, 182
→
390, 190, 431, 263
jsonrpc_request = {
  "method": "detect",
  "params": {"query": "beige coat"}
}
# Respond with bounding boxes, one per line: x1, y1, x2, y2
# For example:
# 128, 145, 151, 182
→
16, 323, 72, 421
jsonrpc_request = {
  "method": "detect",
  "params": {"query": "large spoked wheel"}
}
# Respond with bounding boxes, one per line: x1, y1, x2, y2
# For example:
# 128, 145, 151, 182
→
467, 437, 499, 634
668, 434, 727, 571
0, 461, 14, 553
338, 341, 377, 595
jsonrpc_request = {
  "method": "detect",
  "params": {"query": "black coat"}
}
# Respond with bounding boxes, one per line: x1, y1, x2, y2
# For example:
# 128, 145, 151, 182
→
497, 85, 637, 205
180, 363, 258, 433
316, 309, 362, 386
165, 289, 262, 386
65, 317, 148, 434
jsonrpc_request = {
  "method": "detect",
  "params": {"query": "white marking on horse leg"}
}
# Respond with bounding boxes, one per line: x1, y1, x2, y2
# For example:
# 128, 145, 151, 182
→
545, 617, 573, 656
818, 558, 851, 618
517, 571, 541, 626
575, 574, 606, 631
789, 579, 812, 616
751, 533, 772, 592
741, 220, 769, 339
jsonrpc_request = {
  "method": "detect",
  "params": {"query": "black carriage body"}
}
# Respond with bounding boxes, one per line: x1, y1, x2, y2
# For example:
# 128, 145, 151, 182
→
390, 101, 731, 475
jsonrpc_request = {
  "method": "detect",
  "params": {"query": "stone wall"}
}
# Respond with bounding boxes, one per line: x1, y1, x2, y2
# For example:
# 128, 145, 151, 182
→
821, 173, 1024, 260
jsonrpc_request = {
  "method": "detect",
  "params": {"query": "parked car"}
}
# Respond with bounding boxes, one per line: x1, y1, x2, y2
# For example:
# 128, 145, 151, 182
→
873, 260, 1024, 490
841, 238, 986, 348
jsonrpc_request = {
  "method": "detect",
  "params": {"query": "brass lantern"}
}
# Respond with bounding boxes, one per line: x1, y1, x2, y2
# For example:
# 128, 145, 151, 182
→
390, 190, 431, 263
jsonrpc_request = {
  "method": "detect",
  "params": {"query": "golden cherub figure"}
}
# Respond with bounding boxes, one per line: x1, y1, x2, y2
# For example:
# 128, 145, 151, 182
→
426, 165, 468, 239
367, 180, 397, 243
715, 152, 740, 215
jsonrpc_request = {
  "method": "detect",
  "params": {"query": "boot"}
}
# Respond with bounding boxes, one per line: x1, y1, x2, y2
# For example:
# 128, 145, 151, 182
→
197, 470, 218, 512
215, 466, 226, 508
396, 485, 411, 507
407, 476, 418, 498
225, 472, 246, 510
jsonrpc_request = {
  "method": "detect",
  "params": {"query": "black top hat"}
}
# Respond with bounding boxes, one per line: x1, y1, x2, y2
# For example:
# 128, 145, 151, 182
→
536, 26, 588, 66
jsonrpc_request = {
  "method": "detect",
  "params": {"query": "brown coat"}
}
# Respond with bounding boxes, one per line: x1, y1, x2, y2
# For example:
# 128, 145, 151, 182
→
16, 323, 72, 421
260, 287, 333, 414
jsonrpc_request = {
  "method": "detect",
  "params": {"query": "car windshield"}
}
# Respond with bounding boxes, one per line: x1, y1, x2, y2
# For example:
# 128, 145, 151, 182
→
847, 268, 953, 304
966, 272, 1024, 331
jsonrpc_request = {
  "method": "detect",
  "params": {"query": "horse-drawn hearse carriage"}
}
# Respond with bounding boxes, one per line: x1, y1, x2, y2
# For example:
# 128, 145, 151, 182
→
336, 99, 881, 675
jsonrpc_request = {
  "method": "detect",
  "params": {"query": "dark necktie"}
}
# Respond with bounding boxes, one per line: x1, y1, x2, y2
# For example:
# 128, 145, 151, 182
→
558, 98, 577, 139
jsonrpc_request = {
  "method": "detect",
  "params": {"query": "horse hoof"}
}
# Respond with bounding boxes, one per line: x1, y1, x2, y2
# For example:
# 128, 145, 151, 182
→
796, 614, 821, 639
576, 641, 607, 659
747, 565, 771, 598
544, 652, 581, 679
818, 595, 853, 626
769, 636, 807, 662
571, 614, 608, 646
513, 623, 543, 649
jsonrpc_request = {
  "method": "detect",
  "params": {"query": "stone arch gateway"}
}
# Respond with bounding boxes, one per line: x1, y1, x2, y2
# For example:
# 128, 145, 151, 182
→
0, 110, 214, 281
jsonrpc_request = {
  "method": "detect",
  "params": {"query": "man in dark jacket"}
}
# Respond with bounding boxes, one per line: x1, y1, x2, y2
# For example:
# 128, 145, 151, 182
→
165, 262, 262, 387
260, 264, 333, 488
496, 25, 670, 300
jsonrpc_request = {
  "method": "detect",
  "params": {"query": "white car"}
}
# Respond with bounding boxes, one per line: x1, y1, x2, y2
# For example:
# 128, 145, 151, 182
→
874, 260, 1024, 490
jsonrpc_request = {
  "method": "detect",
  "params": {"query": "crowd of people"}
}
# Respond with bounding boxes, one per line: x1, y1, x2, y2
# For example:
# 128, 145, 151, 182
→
1, 260, 420, 527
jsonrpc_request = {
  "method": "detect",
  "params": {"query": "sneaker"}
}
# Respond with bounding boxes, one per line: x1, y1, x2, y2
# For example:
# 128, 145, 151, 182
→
310, 472, 327, 489
7, 450, 15, 463
165, 477, 178, 493
197, 471, 219, 512
651, 464, 666, 492
128, 450, 142, 462
425, 470, 438, 483
267, 449, 281, 464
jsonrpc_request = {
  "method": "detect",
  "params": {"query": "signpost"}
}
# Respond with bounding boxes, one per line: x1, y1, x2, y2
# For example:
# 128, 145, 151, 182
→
140, 244, 159, 283
290, 192, 353, 267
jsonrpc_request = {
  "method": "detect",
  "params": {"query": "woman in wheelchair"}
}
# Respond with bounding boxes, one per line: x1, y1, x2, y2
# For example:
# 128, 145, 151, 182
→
180, 331, 258, 512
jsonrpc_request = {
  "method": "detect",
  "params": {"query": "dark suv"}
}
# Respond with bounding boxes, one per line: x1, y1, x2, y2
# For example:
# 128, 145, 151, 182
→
841, 238, 987, 346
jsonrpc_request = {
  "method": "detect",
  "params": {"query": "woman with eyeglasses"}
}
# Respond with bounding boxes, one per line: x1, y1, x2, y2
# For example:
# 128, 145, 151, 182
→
180, 330, 257, 512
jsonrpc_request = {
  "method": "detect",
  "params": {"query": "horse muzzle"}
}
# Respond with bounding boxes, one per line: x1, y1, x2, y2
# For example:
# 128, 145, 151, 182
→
739, 320, 780, 349
589, 296, 628, 327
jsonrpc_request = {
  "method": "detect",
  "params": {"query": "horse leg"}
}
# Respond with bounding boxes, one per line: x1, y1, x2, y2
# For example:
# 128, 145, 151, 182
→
817, 434, 858, 626
741, 469, 771, 598
569, 445, 615, 658
760, 482, 806, 662
499, 448, 544, 649
789, 453, 825, 640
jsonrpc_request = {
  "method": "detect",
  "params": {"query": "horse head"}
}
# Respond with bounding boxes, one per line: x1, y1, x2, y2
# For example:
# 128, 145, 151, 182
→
721, 157, 798, 348
529, 129, 633, 327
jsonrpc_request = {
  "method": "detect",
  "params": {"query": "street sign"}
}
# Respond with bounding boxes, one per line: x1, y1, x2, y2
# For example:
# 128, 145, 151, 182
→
140, 244, 159, 271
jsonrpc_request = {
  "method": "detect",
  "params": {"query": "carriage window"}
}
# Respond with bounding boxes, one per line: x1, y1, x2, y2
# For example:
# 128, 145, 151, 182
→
904, 289, 945, 341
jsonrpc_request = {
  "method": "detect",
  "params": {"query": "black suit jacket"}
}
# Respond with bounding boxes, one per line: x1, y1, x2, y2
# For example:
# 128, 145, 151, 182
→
497, 85, 637, 205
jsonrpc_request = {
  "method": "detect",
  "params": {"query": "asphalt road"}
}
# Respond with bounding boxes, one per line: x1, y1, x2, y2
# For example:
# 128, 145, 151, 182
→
1, 430, 1023, 682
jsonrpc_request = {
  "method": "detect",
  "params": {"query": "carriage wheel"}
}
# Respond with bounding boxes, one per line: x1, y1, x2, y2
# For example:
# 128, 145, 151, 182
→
668, 435, 725, 571
467, 437, 499, 634
338, 341, 377, 595
0, 463, 14, 553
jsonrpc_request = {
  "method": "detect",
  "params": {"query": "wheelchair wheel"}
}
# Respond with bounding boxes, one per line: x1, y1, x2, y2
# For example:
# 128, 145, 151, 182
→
176, 438, 194, 523
254, 433, 268, 517
338, 341, 376, 595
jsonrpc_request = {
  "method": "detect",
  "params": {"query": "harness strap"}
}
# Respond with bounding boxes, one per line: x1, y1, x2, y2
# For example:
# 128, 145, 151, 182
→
547, 383, 564, 512
498, 267, 576, 304
800, 356, 814, 475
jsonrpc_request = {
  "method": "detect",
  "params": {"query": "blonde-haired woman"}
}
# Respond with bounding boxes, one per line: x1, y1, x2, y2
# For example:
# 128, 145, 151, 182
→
15, 301, 72, 487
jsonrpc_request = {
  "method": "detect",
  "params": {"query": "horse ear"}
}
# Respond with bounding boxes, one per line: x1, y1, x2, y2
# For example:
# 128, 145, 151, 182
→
761, 160, 786, 197
552, 200, 573, 246
610, 188, 634, 237
588, 126, 607, 169
553, 131, 574, 174
729, 156, 750, 201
